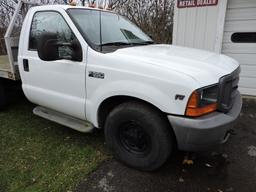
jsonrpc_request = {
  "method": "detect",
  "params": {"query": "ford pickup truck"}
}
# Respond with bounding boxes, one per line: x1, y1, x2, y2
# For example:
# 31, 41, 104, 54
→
0, 2, 242, 171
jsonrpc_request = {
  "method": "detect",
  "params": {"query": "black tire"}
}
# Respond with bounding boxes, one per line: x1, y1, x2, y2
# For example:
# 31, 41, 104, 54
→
104, 101, 174, 171
0, 82, 8, 110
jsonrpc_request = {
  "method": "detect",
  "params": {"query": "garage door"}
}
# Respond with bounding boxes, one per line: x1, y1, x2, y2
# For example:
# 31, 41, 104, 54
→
222, 0, 256, 96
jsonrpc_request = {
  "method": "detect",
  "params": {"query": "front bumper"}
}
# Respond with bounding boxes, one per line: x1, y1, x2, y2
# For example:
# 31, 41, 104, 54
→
168, 91, 242, 151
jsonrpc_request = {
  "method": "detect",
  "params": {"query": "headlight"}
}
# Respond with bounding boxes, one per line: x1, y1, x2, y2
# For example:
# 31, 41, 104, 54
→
186, 85, 219, 117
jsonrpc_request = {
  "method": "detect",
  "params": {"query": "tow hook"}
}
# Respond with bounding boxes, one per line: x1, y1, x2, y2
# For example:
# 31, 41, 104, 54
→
222, 129, 236, 144
228, 129, 236, 135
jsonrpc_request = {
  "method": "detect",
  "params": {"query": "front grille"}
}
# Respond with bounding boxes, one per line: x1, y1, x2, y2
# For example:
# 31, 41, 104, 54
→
217, 67, 240, 113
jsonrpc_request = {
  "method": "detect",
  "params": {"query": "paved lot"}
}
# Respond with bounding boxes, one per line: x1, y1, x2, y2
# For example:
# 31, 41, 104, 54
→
76, 99, 256, 192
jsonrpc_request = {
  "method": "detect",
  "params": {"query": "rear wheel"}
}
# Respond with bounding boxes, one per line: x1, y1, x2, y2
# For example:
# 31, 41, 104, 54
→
104, 101, 174, 171
0, 82, 8, 110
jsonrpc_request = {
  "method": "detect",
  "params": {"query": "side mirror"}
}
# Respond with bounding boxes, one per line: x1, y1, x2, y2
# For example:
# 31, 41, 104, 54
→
70, 39, 83, 62
37, 32, 59, 61
37, 32, 83, 62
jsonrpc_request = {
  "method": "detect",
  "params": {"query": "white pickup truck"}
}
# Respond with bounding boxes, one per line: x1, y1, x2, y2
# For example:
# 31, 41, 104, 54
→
0, 2, 242, 171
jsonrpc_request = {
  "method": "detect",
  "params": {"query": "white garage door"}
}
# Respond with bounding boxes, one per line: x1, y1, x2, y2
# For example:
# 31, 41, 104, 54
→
222, 0, 256, 96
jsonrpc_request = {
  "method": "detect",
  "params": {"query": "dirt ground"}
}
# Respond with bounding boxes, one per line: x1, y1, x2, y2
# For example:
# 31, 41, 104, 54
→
76, 98, 256, 192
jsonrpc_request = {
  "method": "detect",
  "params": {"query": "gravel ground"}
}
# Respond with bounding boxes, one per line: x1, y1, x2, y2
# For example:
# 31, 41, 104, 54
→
76, 98, 256, 192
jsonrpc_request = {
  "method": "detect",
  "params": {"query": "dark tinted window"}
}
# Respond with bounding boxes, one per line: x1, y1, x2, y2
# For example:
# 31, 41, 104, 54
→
231, 32, 256, 43
29, 11, 77, 58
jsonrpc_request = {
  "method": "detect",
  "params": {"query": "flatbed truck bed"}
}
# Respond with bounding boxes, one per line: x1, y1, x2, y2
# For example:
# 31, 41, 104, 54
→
0, 55, 19, 80
0, 55, 11, 70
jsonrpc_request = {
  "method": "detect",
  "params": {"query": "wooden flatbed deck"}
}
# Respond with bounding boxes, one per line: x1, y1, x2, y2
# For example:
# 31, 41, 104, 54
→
0, 55, 19, 80
0, 55, 11, 71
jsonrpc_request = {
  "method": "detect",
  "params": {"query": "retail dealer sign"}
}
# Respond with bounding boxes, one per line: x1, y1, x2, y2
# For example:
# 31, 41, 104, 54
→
177, 0, 218, 8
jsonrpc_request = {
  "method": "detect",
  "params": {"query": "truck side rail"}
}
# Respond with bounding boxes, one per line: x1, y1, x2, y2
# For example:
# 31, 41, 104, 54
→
2, 0, 41, 80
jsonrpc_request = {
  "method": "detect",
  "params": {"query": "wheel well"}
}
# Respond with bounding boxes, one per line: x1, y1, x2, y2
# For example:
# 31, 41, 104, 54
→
98, 95, 178, 151
97, 96, 163, 129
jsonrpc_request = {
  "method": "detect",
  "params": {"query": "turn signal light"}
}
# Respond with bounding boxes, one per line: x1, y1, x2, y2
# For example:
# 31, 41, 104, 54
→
186, 91, 217, 117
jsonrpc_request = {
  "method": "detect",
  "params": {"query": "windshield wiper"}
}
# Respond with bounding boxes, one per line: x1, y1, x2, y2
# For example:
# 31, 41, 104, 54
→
100, 42, 132, 46
100, 41, 154, 47
132, 41, 155, 45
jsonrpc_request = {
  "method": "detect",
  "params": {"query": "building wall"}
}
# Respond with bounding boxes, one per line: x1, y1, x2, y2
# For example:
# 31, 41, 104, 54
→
222, 0, 256, 96
173, 0, 227, 52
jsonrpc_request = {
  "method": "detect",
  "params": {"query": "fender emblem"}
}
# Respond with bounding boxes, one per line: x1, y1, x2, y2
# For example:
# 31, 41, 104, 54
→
175, 94, 185, 100
88, 71, 105, 79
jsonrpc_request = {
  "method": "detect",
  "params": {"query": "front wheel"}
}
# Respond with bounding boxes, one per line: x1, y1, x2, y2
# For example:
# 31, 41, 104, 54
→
104, 101, 174, 171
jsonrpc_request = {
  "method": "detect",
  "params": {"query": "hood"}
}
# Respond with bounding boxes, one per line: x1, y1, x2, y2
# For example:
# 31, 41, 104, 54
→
113, 44, 239, 87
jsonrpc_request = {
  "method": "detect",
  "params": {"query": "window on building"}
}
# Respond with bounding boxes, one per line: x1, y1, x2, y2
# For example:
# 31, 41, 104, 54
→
231, 32, 256, 43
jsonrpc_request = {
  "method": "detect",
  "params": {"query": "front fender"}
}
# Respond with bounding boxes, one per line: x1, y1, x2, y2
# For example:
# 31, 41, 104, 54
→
86, 80, 189, 127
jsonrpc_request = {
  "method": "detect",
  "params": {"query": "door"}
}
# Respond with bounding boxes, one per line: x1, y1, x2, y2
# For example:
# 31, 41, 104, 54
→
222, 0, 256, 96
21, 11, 86, 120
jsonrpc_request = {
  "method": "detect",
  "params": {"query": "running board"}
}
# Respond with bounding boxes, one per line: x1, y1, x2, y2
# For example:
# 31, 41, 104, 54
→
33, 106, 94, 133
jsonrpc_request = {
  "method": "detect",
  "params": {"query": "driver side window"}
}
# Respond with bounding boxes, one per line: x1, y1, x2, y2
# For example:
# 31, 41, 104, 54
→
29, 11, 77, 59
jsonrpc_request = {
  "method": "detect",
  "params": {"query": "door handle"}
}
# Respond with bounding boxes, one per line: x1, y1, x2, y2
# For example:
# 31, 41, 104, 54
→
23, 59, 29, 72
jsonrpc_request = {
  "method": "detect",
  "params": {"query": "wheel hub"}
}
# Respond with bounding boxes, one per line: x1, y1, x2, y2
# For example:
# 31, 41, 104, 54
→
119, 121, 151, 155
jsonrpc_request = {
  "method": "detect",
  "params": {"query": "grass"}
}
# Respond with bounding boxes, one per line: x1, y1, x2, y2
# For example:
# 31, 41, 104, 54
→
0, 97, 108, 192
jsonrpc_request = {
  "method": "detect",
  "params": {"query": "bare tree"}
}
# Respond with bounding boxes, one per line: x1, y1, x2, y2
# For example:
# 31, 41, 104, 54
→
114, 0, 174, 43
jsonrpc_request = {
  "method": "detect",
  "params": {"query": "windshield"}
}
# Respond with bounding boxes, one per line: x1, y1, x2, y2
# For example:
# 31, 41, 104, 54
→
67, 9, 153, 52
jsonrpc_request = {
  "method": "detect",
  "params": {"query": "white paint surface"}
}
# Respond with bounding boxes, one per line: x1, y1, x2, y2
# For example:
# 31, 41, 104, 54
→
17, 5, 239, 128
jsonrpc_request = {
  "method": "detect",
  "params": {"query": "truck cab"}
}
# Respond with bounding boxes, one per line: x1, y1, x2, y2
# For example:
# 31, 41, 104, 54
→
1, 4, 242, 171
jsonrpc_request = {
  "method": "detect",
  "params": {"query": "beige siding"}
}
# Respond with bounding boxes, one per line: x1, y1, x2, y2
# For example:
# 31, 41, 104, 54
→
173, 2, 223, 52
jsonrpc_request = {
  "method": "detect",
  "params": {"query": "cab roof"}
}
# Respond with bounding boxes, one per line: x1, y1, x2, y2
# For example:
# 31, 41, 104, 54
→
32, 4, 114, 13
